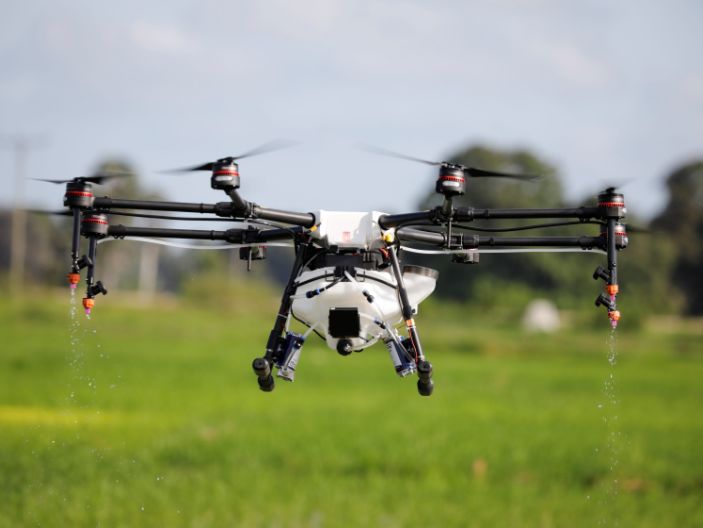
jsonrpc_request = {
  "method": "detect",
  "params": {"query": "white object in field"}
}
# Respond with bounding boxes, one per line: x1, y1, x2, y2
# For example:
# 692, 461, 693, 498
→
522, 299, 561, 333
311, 211, 387, 249
291, 266, 437, 352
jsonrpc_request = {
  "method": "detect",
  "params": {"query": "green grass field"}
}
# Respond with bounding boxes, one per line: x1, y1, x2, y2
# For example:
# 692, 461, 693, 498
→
1, 288, 702, 527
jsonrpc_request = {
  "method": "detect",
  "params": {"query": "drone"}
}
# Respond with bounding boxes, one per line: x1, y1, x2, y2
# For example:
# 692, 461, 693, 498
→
41, 142, 628, 396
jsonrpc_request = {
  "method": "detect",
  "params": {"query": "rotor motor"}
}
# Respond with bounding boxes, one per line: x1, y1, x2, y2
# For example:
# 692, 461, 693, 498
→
63, 181, 95, 209
599, 222, 629, 250
210, 160, 240, 191
436, 165, 466, 198
597, 189, 626, 219
80, 212, 110, 238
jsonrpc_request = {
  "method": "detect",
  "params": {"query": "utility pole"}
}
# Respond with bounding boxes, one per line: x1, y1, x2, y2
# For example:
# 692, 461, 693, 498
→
1, 135, 47, 295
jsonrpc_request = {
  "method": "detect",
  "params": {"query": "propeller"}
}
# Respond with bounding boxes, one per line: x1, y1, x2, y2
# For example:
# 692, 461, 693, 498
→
26, 209, 72, 217
360, 144, 540, 182
624, 224, 650, 234
593, 174, 666, 196
599, 180, 637, 195
31, 171, 132, 185
162, 139, 297, 173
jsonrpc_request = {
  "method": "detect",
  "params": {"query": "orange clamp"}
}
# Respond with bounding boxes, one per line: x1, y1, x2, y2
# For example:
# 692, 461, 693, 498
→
606, 284, 619, 296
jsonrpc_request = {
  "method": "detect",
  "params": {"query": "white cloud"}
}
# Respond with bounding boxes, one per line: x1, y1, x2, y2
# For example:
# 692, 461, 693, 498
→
542, 43, 611, 86
130, 20, 197, 54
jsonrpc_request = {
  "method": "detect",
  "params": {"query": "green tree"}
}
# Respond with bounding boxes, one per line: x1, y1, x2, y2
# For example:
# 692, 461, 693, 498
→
652, 160, 703, 314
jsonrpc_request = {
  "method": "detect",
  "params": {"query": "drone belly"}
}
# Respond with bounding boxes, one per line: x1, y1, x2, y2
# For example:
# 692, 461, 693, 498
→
290, 266, 437, 352
291, 268, 398, 351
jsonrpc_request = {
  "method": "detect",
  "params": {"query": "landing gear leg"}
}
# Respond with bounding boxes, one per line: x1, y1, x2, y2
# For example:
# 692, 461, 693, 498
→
252, 238, 310, 392
387, 245, 434, 396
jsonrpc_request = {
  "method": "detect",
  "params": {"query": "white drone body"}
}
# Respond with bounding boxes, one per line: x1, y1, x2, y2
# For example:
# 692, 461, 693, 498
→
289, 210, 437, 353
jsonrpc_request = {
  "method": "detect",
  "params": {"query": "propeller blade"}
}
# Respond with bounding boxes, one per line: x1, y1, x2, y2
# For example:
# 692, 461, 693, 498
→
31, 171, 132, 185
464, 167, 540, 182
595, 176, 664, 195
625, 224, 651, 234
31, 178, 71, 184
361, 144, 540, 182
82, 171, 133, 184
26, 208, 73, 217
161, 162, 215, 174
232, 139, 297, 161
358, 144, 441, 166
161, 140, 296, 174
600, 179, 637, 194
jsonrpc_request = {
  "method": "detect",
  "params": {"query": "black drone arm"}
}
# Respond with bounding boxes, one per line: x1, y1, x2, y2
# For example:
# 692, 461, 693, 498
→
73, 217, 299, 314
92, 195, 317, 227
454, 206, 602, 221
377, 211, 436, 229
106, 224, 301, 243
378, 205, 602, 229
251, 205, 316, 228
93, 197, 220, 215
395, 228, 603, 250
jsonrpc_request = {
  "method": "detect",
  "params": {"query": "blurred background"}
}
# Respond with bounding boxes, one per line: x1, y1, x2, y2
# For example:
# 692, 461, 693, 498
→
1, 1, 702, 526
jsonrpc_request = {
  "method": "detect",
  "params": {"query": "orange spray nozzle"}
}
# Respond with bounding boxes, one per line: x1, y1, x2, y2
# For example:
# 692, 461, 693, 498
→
82, 297, 95, 315
67, 273, 81, 289
606, 284, 619, 296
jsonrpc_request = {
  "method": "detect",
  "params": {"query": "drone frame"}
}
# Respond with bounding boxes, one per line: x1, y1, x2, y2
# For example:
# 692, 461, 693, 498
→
56, 161, 628, 396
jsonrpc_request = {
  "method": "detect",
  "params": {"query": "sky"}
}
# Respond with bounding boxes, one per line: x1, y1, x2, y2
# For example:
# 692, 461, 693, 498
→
1, 0, 702, 219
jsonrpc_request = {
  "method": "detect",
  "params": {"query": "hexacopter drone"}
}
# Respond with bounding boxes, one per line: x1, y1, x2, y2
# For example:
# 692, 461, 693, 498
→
43, 143, 628, 396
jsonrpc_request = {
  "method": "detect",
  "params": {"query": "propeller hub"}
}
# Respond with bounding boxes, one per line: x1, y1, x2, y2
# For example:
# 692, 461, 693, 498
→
80, 212, 109, 238
597, 189, 626, 219
63, 181, 94, 209
436, 165, 466, 197
599, 222, 629, 250
210, 160, 240, 191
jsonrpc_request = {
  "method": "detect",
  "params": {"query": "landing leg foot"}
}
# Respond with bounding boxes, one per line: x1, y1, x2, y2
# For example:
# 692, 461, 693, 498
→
417, 360, 434, 397
252, 358, 275, 392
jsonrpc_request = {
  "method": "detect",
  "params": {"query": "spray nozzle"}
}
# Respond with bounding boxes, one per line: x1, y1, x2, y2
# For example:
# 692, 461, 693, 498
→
595, 293, 621, 328
88, 281, 108, 297
82, 281, 107, 315
595, 293, 616, 311
592, 265, 611, 282
82, 297, 95, 315
67, 273, 81, 289
76, 255, 92, 270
